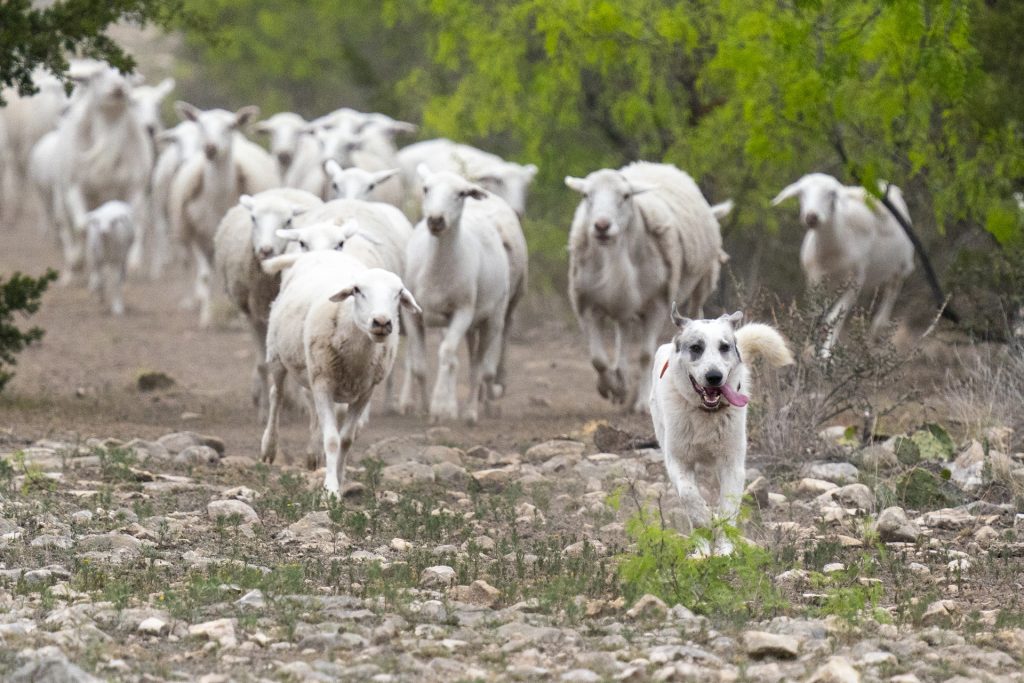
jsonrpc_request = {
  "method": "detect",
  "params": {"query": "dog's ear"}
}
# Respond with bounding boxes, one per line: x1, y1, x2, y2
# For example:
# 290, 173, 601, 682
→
670, 301, 691, 329
722, 310, 743, 327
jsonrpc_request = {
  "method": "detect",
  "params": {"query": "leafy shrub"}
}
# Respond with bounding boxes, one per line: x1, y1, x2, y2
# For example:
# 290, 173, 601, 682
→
0, 269, 57, 393
618, 510, 785, 622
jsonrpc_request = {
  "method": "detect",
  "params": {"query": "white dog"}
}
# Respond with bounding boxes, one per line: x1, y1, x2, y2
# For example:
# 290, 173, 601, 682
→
650, 307, 793, 555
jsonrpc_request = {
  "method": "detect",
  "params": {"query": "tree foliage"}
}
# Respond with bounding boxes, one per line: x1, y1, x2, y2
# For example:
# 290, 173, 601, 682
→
0, 0, 203, 104
0, 270, 57, 394
178, 2, 1022, 317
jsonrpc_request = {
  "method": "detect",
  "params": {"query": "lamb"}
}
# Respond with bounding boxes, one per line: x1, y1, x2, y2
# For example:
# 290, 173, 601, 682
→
214, 188, 323, 416
259, 249, 421, 495
293, 123, 407, 206
771, 173, 915, 355
84, 201, 135, 316
324, 159, 401, 205
51, 65, 153, 281
565, 162, 728, 413
167, 102, 280, 327
397, 138, 538, 218
399, 165, 524, 424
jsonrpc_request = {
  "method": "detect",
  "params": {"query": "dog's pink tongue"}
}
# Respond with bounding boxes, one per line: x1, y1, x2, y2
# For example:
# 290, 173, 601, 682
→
720, 383, 749, 408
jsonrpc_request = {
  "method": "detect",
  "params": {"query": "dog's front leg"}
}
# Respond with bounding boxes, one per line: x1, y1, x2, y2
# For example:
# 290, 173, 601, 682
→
713, 437, 747, 556
663, 444, 712, 543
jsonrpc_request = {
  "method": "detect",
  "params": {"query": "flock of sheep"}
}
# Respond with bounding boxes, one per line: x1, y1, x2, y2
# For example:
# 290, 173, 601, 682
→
0, 61, 918, 493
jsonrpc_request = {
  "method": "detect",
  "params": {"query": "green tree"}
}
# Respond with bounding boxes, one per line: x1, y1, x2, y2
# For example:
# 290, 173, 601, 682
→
1, 0, 203, 103
0, 270, 57, 393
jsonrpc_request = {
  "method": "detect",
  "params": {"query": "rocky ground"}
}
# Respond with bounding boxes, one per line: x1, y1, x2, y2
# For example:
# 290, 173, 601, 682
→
1, 420, 1024, 682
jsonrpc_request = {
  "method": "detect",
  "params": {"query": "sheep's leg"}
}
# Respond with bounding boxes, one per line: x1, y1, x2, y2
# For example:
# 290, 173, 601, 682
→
110, 263, 126, 316
399, 312, 428, 415
492, 293, 518, 400
126, 192, 146, 275
430, 308, 474, 423
60, 185, 90, 282
333, 394, 370, 495
249, 319, 270, 421
476, 314, 506, 421
260, 361, 288, 464
311, 381, 343, 497
302, 388, 321, 470
464, 327, 481, 425
192, 244, 214, 329
631, 303, 666, 414
581, 309, 626, 404
820, 283, 861, 357
869, 278, 903, 339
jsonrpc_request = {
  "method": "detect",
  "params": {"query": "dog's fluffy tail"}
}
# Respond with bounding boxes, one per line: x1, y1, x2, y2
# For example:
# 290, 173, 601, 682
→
736, 323, 794, 368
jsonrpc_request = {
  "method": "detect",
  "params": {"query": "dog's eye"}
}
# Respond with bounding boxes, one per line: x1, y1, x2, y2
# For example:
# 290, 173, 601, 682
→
719, 343, 731, 353
688, 343, 703, 355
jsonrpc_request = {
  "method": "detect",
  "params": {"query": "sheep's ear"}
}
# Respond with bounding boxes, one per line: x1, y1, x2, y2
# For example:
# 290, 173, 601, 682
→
565, 176, 586, 194
276, 228, 300, 241
670, 301, 691, 329
722, 311, 743, 327
261, 253, 299, 275
399, 288, 422, 315
523, 163, 538, 180
238, 194, 255, 211
324, 158, 343, 177
155, 129, 177, 146
289, 206, 308, 219
628, 181, 656, 196
416, 163, 432, 182
328, 286, 356, 303
462, 184, 487, 201
771, 179, 806, 206
370, 168, 400, 186
233, 105, 260, 129
175, 101, 200, 122
156, 77, 175, 98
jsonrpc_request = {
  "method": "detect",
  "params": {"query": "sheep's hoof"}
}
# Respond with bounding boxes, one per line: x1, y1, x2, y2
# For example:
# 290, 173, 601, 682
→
260, 450, 275, 465
306, 452, 320, 471
463, 409, 478, 426
323, 483, 341, 499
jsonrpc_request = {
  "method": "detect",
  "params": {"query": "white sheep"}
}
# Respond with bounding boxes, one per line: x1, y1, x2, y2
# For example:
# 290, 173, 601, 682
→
399, 165, 521, 424
565, 162, 727, 413
150, 120, 201, 276
51, 65, 153, 281
397, 138, 538, 218
130, 77, 175, 149
84, 200, 135, 316
771, 173, 915, 354
254, 112, 309, 176
323, 159, 401, 204
214, 188, 323, 416
167, 102, 280, 327
259, 249, 421, 495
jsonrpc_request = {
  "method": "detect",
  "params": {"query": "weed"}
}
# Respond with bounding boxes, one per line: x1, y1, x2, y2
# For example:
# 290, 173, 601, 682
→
96, 446, 138, 482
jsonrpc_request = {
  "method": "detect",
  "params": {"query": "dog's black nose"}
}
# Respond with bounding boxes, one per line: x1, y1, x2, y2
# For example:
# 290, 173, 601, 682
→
705, 370, 723, 386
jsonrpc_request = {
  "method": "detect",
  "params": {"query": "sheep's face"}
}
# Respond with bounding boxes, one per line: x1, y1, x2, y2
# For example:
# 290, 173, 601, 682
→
771, 173, 842, 230
667, 311, 747, 412
240, 196, 306, 260
255, 113, 305, 169
325, 162, 399, 201
474, 162, 537, 219
130, 78, 174, 141
565, 170, 652, 245
315, 125, 363, 169
85, 202, 134, 248
88, 68, 135, 113
329, 269, 422, 343
176, 103, 259, 162
277, 219, 376, 254
417, 166, 487, 235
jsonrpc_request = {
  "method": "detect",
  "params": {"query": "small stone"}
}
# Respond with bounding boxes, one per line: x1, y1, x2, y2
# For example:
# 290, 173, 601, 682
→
137, 370, 175, 392
874, 507, 921, 543
236, 589, 266, 609
174, 445, 220, 466
390, 538, 412, 552
221, 486, 259, 503
471, 465, 519, 490
829, 483, 875, 511
561, 670, 600, 682
381, 462, 435, 486
806, 656, 860, 683
855, 445, 898, 470
743, 631, 800, 659
449, 580, 501, 608
419, 446, 464, 464
806, 462, 860, 485
921, 599, 960, 626
916, 507, 973, 530
798, 478, 838, 496
189, 618, 237, 648
207, 499, 260, 526
420, 565, 456, 589
823, 563, 845, 573
138, 617, 169, 636
625, 594, 668, 621
973, 525, 999, 545
744, 476, 770, 508
525, 439, 585, 463
157, 431, 225, 455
